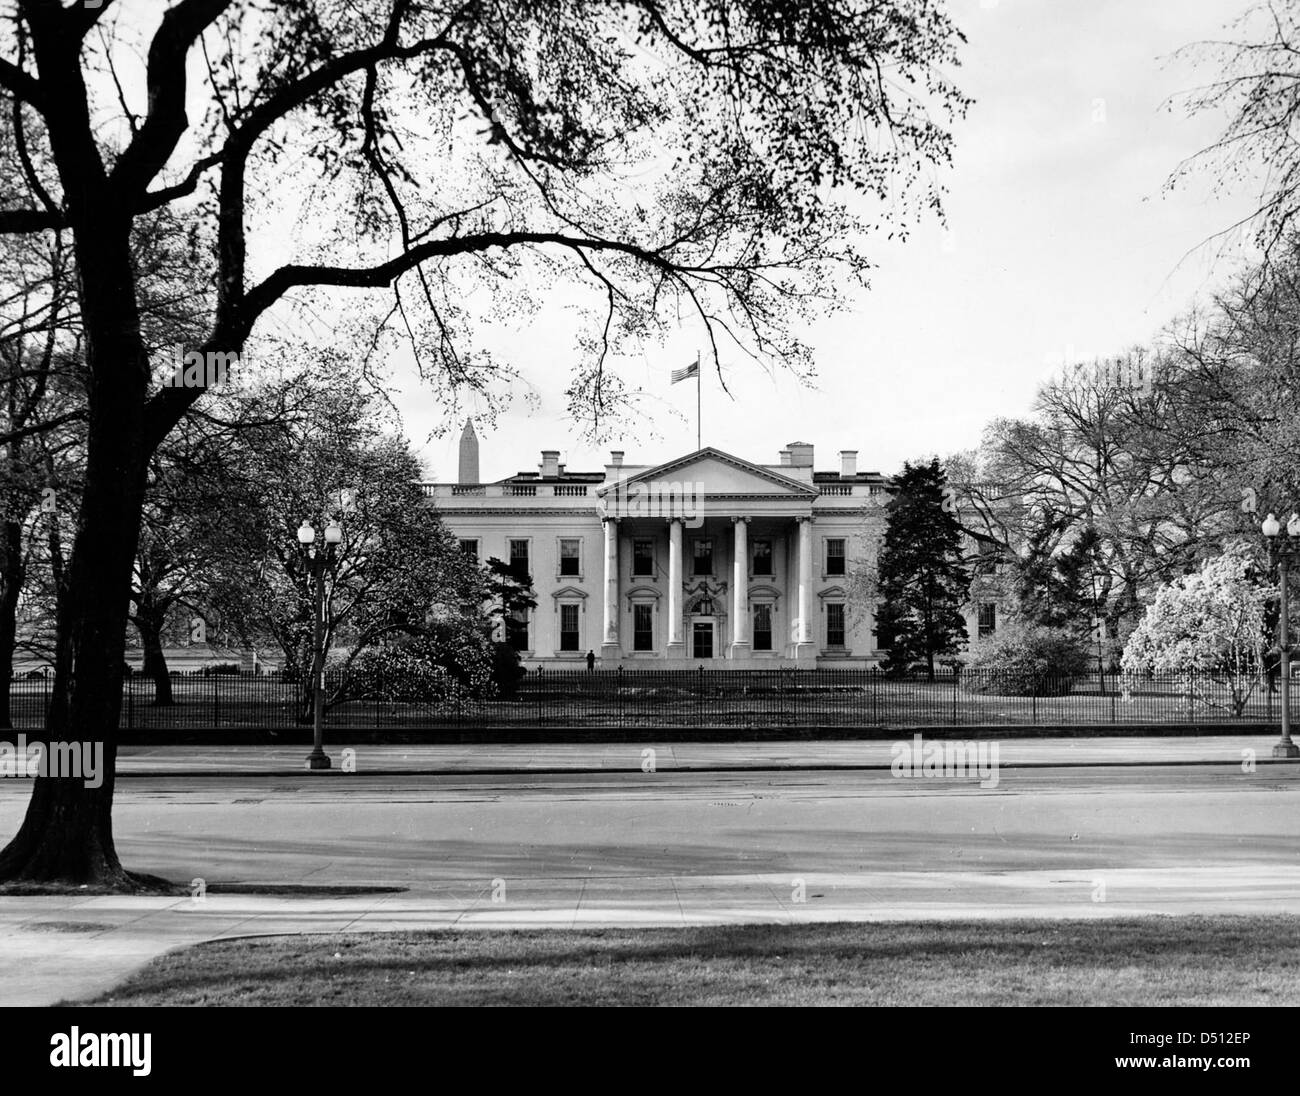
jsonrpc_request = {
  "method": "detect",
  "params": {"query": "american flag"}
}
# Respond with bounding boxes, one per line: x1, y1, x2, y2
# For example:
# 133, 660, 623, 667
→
671, 357, 700, 384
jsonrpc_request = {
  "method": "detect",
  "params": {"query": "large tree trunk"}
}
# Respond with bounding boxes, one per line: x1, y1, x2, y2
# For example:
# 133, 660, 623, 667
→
0, 449, 153, 886
0, 206, 160, 888
0, 475, 153, 887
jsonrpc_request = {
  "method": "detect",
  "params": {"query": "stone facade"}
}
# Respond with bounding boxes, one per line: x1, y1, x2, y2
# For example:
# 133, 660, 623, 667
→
423, 433, 1004, 668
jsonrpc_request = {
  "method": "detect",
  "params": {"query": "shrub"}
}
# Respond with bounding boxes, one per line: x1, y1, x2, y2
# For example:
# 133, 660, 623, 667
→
339, 645, 465, 704
325, 623, 507, 705
319, 622, 530, 705
407, 623, 525, 700
960, 622, 1089, 696
200, 662, 242, 676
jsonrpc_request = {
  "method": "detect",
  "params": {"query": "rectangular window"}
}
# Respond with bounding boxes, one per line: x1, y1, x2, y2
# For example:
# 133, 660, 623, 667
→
692, 538, 713, 576
633, 538, 655, 577
826, 603, 845, 647
458, 538, 478, 560
509, 538, 530, 582
559, 538, 581, 577
753, 604, 773, 651
825, 538, 846, 576
978, 603, 996, 639
507, 608, 529, 652
633, 604, 653, 651
752, 539, 773, 576
559, 604, 580, 651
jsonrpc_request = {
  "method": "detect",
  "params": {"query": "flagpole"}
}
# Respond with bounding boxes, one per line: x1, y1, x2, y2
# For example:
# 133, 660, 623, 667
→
696, 352, 701, 450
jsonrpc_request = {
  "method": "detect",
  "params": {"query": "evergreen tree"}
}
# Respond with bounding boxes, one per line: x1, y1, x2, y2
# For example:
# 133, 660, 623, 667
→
484, 558, 538, 653
876, 459, 972, 678
1013, 516, 1102, 637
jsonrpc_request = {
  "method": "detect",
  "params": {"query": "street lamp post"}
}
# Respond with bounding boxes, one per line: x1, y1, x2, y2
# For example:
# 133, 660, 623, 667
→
298, 517, 343, 771
1262, 512, 1300, 759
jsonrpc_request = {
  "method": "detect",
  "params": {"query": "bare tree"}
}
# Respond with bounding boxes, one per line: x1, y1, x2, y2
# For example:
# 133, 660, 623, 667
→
1168, 1, 1300, 264
963, 356, 1237, 653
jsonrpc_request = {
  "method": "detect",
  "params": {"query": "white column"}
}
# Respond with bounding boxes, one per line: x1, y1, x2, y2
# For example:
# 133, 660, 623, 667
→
602, 517, 620, 657
796, 516, 814, 659
667, 519, 684, 656
731, 517, 750, 657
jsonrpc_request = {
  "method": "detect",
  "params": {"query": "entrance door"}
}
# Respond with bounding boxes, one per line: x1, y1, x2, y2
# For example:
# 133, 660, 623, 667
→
692, 620, 714, 659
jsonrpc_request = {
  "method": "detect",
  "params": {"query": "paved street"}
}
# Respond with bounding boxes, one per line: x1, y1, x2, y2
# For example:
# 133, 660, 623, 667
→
1, 738, 1299, 1005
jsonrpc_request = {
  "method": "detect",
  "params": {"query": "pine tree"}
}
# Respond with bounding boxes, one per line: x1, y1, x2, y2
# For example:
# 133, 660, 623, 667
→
1014, 516, 1101, 636
876, 459, 972, 678
484, 557, 538, 652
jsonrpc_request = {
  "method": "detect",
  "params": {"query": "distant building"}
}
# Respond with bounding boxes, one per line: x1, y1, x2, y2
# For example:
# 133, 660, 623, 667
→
425, 430, 1007, 668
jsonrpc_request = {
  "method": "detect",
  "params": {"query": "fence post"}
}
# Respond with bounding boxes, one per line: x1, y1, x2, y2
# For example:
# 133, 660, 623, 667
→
213, 672, 219, 728
951, 669, 957, 725
126, 673, 133, 731
1031, 679, 1037, 725
1110, 672, 1116, 723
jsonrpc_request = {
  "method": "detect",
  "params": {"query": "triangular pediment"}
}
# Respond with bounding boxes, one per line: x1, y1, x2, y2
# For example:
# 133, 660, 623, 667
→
598, 447, 816, 497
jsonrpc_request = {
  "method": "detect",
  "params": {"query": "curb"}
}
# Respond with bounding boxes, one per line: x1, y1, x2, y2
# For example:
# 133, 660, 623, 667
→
110, 757, 1300, 778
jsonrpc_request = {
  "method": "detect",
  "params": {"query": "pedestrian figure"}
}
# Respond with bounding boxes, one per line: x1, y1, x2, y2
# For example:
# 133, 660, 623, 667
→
586, 650, 595, 671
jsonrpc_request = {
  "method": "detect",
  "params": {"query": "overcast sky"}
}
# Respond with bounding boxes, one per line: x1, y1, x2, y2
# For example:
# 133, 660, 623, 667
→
403, 0, 1265, 484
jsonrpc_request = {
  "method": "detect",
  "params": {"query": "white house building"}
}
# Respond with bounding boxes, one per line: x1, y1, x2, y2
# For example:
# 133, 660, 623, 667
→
422, 422, 1002, 667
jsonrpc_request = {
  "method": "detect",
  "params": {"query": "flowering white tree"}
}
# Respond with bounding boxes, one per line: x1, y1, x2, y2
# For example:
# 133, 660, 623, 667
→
1121, 548, 1271, 717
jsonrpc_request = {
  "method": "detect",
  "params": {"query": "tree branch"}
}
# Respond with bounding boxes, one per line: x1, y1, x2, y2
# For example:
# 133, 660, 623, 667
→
108, 0, 231, 201
0, 410, 85, 447
0, 208, 62, 233
0, 58, 44, 113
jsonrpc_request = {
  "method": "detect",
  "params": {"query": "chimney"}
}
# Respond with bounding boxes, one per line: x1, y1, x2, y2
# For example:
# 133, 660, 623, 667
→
610, 450, 624, 468
540, 450, 560, 478
840, 450, 858, 478
779, 449, 792, 467
458, 419, 479, 484
787, 441, 814, 468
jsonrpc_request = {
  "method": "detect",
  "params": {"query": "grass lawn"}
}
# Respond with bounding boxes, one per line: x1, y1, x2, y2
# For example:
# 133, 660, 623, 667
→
78, 915, 1300, 1006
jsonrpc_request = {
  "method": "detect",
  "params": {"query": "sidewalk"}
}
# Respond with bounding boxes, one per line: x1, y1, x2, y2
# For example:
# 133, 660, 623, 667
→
112, 734, 1291, 775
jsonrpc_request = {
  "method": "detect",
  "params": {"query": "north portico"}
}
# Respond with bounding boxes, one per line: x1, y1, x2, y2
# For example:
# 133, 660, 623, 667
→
424, 426, 894, 668
595, 448, 844, 666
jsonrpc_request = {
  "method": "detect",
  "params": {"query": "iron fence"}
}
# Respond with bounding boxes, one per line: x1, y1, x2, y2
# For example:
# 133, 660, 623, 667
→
0, 667, 1291, 732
